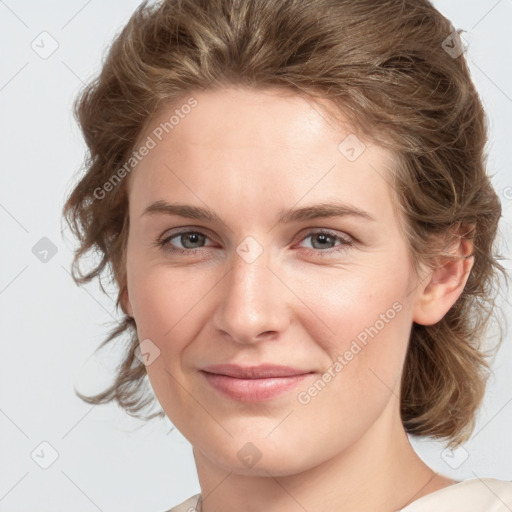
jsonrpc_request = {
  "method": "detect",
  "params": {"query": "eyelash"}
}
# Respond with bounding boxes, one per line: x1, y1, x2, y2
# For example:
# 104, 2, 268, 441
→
154, 228, 353, 258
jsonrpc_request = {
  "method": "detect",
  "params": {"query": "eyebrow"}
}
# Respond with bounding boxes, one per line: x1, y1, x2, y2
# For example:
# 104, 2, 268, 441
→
141, 200, 376, 224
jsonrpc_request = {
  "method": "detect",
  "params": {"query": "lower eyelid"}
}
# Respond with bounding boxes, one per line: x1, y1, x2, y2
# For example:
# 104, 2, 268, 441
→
165, 232, 214, 250
160, 230, 352, 254
299, 232, 351, 247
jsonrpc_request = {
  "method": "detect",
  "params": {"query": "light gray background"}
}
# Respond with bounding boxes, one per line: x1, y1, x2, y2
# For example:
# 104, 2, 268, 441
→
1, 1, 511, 511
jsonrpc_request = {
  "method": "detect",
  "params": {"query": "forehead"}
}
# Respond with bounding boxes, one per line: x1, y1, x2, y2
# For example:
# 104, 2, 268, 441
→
126, 87, 399, 226
143, 87, 358, 152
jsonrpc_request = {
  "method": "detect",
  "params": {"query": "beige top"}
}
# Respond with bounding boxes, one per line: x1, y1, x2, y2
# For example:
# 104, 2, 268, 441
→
164, 478, 512, 512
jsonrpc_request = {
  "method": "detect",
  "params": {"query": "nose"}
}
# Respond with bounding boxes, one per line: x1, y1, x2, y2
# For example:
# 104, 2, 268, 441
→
211, 242, 290, 344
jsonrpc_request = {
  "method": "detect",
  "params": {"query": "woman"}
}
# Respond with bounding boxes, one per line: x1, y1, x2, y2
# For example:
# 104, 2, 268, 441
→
62, 0, 512, 510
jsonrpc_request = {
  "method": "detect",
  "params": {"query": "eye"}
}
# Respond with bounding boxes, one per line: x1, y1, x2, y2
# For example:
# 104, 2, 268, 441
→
154, 227, 353, 258
296, 229, 353, 257
155, 230, 214, 254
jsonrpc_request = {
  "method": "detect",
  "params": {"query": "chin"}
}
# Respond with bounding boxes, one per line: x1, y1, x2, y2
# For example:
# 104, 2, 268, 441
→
195, 434, 319, 477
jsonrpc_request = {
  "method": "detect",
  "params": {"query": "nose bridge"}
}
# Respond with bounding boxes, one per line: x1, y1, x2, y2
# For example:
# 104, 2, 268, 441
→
213, 236, 287, 343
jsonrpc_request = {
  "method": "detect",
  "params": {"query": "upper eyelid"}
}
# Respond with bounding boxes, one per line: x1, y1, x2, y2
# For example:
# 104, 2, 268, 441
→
160, 226, 216, 243
160, 227, 352, 246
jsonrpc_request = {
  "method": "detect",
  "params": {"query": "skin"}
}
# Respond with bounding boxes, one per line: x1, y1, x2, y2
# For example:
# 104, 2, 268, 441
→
121, 87, 474, 511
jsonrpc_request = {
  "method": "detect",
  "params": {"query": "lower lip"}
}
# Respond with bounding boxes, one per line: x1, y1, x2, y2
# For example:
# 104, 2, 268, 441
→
201, 371, 313, 402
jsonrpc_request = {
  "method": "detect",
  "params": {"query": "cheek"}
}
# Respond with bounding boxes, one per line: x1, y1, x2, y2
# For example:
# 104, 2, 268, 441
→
126, 262, 219, 358
126, 263, 216, 431
289, 261, 411, 398
288, 259, 410, 346
125, 241, 196, 415
290, 288, 410, 458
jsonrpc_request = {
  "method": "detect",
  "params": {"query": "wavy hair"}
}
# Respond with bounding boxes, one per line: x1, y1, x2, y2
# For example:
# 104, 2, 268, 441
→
61, 0, 509, 448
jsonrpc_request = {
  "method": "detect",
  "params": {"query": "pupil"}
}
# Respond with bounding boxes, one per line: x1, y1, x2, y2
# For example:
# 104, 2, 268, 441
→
183, 233, 203, 248
315, 234, 331, 248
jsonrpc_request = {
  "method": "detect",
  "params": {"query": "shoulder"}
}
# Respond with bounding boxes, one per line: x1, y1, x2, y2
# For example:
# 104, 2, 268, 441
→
161, 493, 201, 512
400, 477, 512, 511
159, 481, 512, 512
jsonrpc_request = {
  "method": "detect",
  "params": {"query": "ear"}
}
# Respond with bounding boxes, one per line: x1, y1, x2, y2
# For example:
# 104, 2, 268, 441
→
412, 229, 474, 326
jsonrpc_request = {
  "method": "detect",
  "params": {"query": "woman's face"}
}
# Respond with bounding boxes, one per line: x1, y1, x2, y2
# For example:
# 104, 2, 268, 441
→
122, 87, 428, 475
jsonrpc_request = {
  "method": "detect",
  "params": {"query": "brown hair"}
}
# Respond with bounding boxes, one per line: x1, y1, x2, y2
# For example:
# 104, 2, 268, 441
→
62, 0, 508, 448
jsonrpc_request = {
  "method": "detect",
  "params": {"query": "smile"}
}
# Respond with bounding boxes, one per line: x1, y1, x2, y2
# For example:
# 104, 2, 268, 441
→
200, 371, 314, 402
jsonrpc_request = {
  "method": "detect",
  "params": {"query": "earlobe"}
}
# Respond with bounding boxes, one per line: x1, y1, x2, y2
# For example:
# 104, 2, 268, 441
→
412, 236, 474, 326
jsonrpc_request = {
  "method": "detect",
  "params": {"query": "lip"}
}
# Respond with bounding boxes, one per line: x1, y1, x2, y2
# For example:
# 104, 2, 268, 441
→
200, 364, 314, 402
201, 363, 312, 379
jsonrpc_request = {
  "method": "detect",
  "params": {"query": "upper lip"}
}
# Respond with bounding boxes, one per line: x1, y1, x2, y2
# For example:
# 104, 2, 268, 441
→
201, 364, 313, 379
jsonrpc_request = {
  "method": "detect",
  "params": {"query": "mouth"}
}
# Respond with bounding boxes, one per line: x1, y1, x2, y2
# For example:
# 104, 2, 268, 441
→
200, 364, 315, 402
